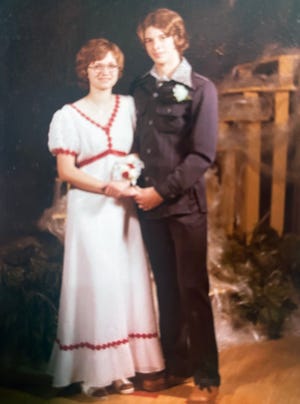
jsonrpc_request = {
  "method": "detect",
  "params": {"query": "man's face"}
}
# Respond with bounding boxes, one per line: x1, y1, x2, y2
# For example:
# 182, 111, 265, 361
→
144, 25, 179, 66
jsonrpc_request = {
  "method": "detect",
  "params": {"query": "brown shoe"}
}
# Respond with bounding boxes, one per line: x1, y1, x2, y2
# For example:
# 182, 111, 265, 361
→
134, 371, 167, 392
187, 385, 219, 403
140, 375, 167, 392
167, 374, 189, 388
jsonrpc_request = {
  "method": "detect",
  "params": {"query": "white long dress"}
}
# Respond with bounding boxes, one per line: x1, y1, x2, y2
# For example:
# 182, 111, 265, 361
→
48, 95, 164, 388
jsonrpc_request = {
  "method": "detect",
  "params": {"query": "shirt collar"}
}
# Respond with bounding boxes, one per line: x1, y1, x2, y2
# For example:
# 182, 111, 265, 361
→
150, 57, 192, 88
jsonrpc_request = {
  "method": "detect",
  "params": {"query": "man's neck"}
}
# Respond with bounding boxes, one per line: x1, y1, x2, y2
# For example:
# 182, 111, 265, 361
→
155, 54, 181, 79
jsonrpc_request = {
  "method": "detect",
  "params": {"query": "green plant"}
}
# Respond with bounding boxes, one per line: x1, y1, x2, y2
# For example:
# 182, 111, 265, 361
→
0, 232, 63, 368
212, 224, 299, 339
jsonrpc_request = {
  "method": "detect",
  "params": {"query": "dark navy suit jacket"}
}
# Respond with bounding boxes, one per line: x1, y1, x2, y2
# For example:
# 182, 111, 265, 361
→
131, 70, 218, 219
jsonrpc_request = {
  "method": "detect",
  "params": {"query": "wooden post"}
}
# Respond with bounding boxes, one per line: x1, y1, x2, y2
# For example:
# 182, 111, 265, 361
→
270, 91, 289, 234
278, 55, 296, 86
241, 119, 261, 241
219, 122, 236, 234
218, 53, 300, 238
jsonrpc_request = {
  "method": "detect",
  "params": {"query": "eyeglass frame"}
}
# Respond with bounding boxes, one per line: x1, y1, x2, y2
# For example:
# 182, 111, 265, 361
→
87, 63, 120, 73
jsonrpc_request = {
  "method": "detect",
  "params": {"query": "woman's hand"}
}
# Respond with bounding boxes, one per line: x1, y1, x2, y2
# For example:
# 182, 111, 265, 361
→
104, 181, 138, 198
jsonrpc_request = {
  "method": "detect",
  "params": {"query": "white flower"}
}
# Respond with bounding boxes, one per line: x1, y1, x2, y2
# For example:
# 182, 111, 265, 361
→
112, 154, 144, 185
172, 84, 190, 102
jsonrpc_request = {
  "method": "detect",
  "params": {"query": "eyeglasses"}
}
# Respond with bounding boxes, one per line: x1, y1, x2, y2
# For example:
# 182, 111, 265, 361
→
88, 63, 119, 73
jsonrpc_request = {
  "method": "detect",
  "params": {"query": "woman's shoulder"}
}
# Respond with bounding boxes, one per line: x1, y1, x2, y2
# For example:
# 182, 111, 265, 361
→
118, 94, 134, 102
49, 103, 78, 129
52, 103, 73, 116
55, 96, 85, 112
118, 94, 135, 109
117, 95, 135, 121
52, 101, 82, 119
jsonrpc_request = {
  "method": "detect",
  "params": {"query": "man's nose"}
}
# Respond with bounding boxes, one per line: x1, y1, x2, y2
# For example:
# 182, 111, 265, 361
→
152, 38, 162, 50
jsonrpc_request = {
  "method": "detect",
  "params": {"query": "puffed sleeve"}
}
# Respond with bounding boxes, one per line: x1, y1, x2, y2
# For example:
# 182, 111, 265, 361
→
48, 106, 80, 157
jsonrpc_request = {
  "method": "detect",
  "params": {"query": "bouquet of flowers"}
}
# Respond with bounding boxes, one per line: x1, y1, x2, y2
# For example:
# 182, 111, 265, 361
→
112, 153, 144, 186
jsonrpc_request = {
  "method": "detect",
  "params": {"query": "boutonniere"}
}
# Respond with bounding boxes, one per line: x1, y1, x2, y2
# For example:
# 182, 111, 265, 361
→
172, 84, 191, 102
157, 81, 191, 103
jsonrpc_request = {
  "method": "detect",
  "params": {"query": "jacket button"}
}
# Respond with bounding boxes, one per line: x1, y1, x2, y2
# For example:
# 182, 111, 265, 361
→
148, 120, 153, 126
153, 92, 158, 98
146, 148, 151, 154
167, 108, 172, 113
145, 176, 150, 182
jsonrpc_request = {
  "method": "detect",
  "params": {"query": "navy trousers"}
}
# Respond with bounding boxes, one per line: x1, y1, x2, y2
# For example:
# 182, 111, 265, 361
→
139, 211, 220, 388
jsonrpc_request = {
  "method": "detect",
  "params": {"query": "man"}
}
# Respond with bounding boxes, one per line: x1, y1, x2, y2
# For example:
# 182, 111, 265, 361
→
131, 8, 220, 403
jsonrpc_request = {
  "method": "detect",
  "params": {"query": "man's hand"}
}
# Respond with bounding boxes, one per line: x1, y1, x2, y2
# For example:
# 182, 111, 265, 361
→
134, 186, 164, 211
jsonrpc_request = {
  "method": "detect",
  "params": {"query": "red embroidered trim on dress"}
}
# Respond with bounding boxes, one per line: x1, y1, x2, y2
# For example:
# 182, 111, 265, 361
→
129, 333, 158, 339
77, 149, 127, 168
70, 95, 120, 136
52, 148, 77, 156
56, 332, 158, 351
69, 95, 124, 168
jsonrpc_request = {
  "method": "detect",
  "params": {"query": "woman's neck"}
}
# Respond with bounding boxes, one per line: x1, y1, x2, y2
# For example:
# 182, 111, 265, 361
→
76, 88, 116, 124
85, 88, 113, 107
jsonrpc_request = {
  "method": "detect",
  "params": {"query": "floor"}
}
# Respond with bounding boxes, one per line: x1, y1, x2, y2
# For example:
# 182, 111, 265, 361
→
1, 336, 300, 404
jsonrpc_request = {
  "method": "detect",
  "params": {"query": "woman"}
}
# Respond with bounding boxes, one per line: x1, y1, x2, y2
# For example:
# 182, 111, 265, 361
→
47, 38, 164, 397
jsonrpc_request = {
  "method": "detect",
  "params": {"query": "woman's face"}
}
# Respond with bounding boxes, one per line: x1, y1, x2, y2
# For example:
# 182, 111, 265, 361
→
87, 51, 119, 91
